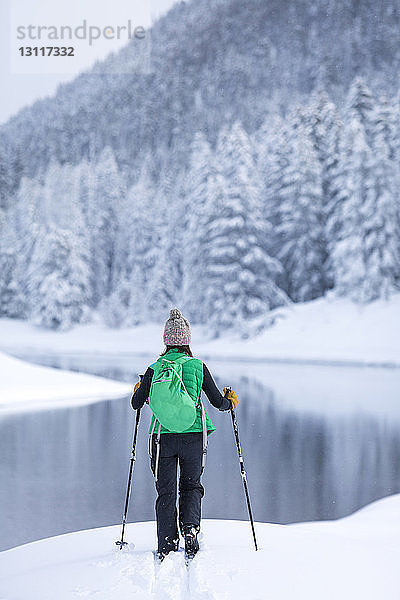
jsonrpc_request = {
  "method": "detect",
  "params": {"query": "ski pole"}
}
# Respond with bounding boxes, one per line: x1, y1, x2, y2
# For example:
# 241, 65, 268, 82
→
225, 387, 258, 551
116, 375, 143, 549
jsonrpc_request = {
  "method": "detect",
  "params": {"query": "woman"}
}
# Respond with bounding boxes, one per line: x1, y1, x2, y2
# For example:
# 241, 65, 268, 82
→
131, 308, 239, 560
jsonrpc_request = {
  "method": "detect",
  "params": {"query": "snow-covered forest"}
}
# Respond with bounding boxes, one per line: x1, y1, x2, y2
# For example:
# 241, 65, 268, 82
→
0, 0, 400, 334
0, 78, 399, 333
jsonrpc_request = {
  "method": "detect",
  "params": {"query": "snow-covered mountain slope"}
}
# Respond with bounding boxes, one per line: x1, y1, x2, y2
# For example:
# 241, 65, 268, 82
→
0, 0, 400, 186
0, 351, 131, 414
1, 494, 399, 600
2, 0, 400, 189
1, 294, 399, 367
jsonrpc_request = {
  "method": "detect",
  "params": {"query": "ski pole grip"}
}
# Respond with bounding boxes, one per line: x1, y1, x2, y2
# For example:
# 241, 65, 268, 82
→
224, 386, 236, 411
138, 374, 149, 404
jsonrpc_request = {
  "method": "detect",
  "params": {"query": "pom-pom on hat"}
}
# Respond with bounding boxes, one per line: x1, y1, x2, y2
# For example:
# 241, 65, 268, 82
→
163, 308, 191, 346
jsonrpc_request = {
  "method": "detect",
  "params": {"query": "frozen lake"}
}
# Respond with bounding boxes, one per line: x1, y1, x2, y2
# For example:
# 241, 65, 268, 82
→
1, 353, 400, 551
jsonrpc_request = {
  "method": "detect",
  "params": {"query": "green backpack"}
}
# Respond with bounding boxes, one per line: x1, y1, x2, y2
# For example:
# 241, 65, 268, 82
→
149, 355, 199, 432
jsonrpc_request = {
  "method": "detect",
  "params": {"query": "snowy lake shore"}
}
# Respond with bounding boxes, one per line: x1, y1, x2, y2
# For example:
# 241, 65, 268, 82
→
0, 351, 132, 414
0, 493, 398, 600
1, 294, 399, 368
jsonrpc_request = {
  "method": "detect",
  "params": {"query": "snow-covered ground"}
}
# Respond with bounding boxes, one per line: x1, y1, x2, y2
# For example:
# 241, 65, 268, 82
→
1, 294, 399, 367
0, 494, 398, 600
0, 351, 131, 414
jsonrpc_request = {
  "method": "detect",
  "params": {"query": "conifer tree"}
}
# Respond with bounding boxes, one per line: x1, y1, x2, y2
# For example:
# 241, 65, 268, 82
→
360, 102, 400, 299
146, 172, 180, 322
88, 147, 125, 306
308, 92, 342, 290
345, 77, 375, 143
28, 225, 91, 330
0, 211, 21, 317
0, 146, 12, 210
276, 117, 325, 301
331, 115, 372, 300
203, 122, 287, 335
104, 166, 155, 327
181, 132, 217, 323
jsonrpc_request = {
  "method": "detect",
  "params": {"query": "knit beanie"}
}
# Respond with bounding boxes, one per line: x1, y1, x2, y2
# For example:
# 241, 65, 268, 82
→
163, 308, 191, 346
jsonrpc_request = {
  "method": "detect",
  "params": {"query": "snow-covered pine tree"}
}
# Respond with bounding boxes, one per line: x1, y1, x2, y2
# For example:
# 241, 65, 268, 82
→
21, 161, 92, 329
8, 162, 90, 329
276, 114, 325, 302
330, 77, 375, 246
330, 81, 400, 302
145, 170, 181, 322
331, 113, 372, 301
198, 166, 233, 333
345, 77, 375, 144
68, 162, 93, 316
28, 224, 91, 330
203, 122, 287, 336
76, 157, 96, 223
257, 113, 290, 227
392, 94, 400, 284
181, 132, 217, 324
392, 90, 400, 166
372, 95, 398, 162
0, 210, 22, 317
256, 113, 295, 297
88, 147, 125, 306
9, 176, 44, 318
0, 145, 12, 210
308, 91, 342, 290
360, 99, 400, 300
103, 165, 156, 327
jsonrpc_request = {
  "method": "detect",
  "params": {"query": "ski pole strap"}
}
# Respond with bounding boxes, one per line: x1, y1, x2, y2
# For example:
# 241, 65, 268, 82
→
200, 399, 208, 474
154, 422, 162, 482
149, 417, 157, 457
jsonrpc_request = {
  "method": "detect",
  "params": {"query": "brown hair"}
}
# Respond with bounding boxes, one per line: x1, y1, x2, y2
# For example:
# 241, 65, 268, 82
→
161, 345, 193, 357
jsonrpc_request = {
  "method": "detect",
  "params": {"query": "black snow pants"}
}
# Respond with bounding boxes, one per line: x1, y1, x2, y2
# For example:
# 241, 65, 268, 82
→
150, 432, 205, 553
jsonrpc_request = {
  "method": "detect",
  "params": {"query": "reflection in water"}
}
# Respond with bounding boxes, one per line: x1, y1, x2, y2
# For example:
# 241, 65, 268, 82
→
1, 355, 400, 551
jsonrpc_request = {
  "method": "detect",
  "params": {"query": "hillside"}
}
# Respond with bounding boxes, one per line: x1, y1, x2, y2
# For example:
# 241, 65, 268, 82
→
1, 0, 400, 193
1, 0, 400, 334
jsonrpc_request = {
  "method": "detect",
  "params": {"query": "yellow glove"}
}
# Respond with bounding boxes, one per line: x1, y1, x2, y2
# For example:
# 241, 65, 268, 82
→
223, 387, 239, 409
133, 380, 141, 393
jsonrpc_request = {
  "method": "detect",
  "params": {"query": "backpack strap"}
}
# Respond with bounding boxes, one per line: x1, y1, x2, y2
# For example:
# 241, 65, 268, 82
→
148, 416, 157, 457
149, 416, 163, 482
200, 398, 208, 474
153, 421, 162, 483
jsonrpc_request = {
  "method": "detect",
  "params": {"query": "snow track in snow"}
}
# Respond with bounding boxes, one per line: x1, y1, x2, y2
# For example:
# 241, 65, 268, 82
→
111, 546, 216, 600
152, 550, 187, 600
101, 545, 216, 600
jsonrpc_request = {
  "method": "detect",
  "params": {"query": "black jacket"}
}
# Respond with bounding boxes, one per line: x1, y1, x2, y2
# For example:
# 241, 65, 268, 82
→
131, 363, 232, 411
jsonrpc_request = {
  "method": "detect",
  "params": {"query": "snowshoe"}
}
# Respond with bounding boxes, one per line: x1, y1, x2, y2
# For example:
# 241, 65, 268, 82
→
155, 550, 167, 562
156, 536, 179, 562
182, 525, 199, 560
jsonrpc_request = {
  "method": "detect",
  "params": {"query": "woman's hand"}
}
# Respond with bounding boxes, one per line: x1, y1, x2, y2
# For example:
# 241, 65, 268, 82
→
223, 387, 239, 409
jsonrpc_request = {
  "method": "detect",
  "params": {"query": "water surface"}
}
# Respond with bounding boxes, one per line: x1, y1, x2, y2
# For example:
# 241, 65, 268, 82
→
1, 353, 399, 551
